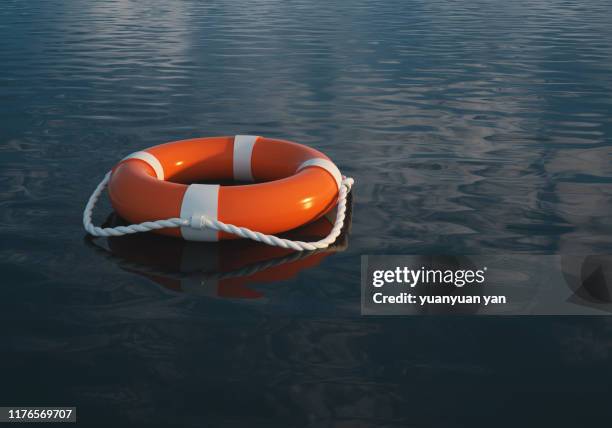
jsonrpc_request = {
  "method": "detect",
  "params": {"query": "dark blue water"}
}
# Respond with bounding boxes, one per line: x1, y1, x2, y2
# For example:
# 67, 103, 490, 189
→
2, 0, 612, 426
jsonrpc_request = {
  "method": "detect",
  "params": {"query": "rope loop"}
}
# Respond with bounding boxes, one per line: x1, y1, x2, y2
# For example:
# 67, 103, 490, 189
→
83, 171, 354, 251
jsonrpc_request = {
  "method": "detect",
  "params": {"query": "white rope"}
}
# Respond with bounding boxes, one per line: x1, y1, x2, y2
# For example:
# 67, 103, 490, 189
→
83, 171, 354, 251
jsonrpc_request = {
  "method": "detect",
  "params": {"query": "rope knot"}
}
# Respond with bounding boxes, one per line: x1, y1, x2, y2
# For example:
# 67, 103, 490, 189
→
190, 213, 208, 230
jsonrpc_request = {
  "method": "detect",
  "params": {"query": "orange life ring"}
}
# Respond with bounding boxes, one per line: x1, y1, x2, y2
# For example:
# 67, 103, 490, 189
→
108, 135, 342, 241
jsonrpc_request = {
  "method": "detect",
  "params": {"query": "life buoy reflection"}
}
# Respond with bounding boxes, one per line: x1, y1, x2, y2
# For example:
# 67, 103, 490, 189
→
86, 198, 352, 299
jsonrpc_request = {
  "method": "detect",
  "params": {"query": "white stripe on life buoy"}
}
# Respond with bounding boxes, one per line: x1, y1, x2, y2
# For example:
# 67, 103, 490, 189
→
122, 151, 165, 180
180, 184, 220, 241
233, 135, 258, 182
298, 158, 342, 190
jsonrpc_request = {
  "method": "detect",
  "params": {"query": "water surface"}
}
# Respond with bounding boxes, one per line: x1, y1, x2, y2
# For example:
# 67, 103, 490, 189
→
2, 0, 612, 426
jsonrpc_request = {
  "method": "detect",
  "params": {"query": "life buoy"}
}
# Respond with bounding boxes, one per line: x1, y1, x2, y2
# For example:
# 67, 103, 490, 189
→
108, 135, 343, 241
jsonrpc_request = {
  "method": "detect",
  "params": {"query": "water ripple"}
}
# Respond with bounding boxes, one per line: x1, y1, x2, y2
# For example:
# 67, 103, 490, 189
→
2, 0, 612, 424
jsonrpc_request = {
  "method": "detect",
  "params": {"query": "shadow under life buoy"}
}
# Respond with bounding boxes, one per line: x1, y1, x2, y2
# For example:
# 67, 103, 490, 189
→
85, 194, 353, 299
